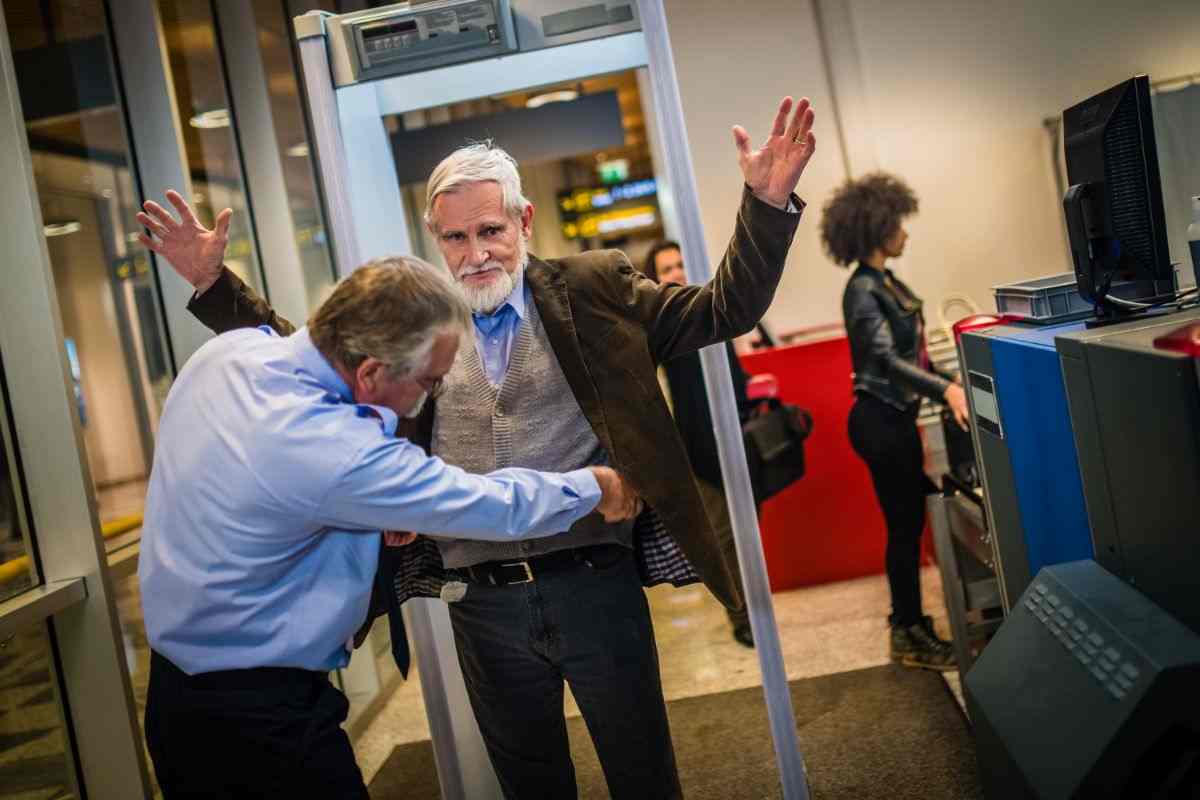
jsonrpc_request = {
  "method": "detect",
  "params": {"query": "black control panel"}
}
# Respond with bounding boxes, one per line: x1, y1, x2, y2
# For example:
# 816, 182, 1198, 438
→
967, 560, 1200, 799
1024, 579, 1144, 702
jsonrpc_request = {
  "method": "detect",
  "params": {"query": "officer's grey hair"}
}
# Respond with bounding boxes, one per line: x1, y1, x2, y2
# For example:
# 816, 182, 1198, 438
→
308, 256, 471, 378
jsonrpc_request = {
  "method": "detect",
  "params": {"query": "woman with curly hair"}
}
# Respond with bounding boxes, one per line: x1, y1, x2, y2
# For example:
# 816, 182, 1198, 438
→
820, 172, 968, 671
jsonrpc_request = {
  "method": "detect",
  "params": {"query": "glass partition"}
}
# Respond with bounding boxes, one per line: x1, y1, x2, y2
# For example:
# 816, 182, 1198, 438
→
10, 0, 168, 556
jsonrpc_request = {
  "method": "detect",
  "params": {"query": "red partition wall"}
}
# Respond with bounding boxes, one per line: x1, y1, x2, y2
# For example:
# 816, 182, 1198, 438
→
740, 337, 889, 592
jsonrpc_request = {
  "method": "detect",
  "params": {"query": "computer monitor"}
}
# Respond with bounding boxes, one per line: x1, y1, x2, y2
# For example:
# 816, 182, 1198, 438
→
1062, 75, 1175, 320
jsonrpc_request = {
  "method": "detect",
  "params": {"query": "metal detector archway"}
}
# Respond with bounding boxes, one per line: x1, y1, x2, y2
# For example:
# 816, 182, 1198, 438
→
293, 4, 809, 796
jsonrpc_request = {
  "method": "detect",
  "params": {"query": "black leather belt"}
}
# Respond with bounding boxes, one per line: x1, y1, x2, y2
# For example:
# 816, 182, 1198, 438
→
458, 543, 627, 587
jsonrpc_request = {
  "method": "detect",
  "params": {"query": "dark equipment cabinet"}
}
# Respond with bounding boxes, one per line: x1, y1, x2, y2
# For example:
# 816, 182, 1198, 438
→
966, 561, 1200, 799
1056, 308, 1200, 636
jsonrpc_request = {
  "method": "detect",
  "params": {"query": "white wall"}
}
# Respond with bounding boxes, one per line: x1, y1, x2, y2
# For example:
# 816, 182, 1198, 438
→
666, 0, 1200, 333
663, 0, 850, 334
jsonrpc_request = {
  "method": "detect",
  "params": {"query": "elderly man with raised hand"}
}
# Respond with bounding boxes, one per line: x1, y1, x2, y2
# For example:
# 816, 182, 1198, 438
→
148, 94, 816, 799
136, 252, 641, 800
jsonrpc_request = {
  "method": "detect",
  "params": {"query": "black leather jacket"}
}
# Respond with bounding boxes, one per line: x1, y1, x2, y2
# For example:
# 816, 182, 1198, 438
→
842, 264, 951, 411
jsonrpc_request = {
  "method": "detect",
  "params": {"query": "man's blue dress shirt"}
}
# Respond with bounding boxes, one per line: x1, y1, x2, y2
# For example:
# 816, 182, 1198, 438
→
139, 325, 600, 674
472, 268, 528, 385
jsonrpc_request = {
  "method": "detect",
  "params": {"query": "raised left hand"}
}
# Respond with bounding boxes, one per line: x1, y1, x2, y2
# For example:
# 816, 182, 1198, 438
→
733, 97, 816, 210
135, 190, 231, 294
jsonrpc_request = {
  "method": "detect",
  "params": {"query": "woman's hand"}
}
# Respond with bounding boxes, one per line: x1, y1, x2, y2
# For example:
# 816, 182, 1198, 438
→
944, 382, 969, 430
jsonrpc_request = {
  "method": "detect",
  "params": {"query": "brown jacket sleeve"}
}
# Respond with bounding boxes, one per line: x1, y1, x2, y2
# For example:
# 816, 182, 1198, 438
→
605, 186, 802, 364
187, 267, 298, 337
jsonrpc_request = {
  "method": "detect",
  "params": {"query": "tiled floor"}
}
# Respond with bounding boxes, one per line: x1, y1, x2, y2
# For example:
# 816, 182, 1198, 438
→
352, 565, 958, 784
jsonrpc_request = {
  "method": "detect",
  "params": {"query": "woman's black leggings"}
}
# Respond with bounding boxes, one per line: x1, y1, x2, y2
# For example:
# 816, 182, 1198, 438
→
848, 393, 934, 628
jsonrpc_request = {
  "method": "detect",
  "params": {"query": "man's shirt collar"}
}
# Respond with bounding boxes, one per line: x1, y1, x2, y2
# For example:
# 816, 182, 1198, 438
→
288, 325, 398, 435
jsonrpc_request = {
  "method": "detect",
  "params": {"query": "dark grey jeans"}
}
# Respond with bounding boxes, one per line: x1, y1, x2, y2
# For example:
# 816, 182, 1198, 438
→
448, 546, 682, 800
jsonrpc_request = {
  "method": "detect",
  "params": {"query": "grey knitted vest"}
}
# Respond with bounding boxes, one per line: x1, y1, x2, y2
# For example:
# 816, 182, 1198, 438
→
432, 296, 632, 568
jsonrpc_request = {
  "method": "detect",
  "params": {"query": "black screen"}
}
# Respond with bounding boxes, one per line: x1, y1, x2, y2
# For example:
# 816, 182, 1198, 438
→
1062, 76, 1174, 300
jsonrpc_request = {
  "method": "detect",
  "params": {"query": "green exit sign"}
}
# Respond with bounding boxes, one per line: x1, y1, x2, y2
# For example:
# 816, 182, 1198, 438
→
598, 159, 629, 184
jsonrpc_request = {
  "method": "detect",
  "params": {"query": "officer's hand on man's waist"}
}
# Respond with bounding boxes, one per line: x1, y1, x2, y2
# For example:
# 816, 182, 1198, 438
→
588, 467, 644, 523
384, 531, 418, 547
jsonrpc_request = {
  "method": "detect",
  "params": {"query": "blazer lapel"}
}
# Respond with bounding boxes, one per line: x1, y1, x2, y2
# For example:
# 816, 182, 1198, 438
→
524, 256, 615, 456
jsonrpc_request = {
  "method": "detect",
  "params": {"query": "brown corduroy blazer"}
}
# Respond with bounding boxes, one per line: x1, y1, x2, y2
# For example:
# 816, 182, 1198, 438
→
186, 187, 802, 614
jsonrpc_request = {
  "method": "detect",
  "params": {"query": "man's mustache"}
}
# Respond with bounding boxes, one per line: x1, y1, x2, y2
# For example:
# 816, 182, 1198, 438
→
458, 262, 505, 279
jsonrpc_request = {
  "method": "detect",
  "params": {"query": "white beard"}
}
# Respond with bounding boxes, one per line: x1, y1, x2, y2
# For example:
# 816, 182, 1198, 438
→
458, 240, 528, 314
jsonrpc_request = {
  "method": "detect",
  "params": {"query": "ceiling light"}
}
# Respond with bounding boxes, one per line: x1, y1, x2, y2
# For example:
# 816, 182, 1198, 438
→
189, 109, 231, 129
286, 142, 310, 158
525, 89, 578, 109
44, 221, 82, 237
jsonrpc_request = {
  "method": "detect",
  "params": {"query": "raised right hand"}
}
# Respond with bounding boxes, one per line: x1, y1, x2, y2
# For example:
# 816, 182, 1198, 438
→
136, 189, 231, 295
588, 466, 644, 523
733, 96, 817, 210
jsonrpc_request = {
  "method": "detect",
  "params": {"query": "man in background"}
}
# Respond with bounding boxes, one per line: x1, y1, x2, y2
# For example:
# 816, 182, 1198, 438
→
646, 239, 758, 647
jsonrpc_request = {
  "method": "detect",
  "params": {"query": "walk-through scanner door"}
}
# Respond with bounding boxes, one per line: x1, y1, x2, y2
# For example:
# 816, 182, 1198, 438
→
293, 3, 809, 796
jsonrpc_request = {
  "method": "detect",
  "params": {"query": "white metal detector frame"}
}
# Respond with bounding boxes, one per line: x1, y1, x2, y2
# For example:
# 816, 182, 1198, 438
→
294, 4, 809, 797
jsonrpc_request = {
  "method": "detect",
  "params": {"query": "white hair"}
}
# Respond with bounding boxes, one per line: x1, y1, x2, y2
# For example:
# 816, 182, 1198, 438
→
424, 142, 530, 230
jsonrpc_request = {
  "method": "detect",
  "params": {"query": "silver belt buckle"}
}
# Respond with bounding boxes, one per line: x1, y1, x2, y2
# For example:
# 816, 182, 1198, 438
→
501, 560, 534, 584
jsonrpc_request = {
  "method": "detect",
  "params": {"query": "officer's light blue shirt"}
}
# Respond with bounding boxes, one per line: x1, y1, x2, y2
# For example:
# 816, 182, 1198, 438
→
139, 325, 600, 674
473, 268, 528, 385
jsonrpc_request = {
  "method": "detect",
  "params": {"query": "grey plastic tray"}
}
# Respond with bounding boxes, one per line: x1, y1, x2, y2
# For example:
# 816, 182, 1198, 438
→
993, 273, 1092, 323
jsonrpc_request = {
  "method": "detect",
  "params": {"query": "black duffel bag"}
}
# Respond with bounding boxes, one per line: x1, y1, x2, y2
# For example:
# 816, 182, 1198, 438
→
742, 398, 814, 503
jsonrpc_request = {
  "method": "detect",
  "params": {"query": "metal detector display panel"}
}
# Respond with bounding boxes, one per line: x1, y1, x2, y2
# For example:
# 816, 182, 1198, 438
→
330, 1, 518, 86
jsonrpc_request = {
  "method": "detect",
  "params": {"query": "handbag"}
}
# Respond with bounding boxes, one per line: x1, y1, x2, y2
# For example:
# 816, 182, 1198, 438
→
741, 398, 814, 503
